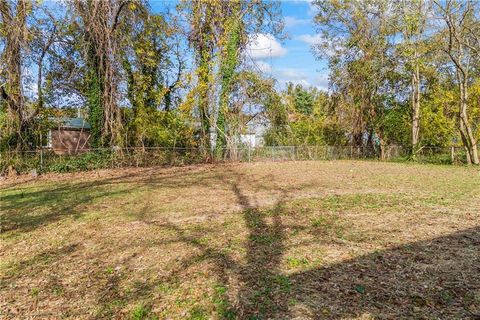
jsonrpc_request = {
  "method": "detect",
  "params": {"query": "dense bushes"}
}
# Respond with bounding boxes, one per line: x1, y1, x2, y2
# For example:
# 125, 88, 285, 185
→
0, 150, 115, 174
0, 148, 207, 175
44, 151, 115, 173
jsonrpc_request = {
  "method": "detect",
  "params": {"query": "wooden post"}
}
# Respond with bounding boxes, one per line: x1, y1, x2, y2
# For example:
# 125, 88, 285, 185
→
40, 148, 43, 171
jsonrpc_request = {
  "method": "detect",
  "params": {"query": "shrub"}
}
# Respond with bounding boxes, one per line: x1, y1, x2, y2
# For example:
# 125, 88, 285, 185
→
44, 151, 115, 173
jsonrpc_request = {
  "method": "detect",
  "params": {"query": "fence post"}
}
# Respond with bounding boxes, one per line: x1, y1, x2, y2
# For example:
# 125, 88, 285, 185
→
248, 143, 251, 162
451, 146, 455, 164
39, 148, 43, 171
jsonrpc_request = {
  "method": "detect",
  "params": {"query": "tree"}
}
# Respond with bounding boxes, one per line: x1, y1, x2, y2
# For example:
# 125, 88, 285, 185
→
183, 0, 216, 155
394, 0, 430, 156
296, 90, 314, 116
182, 0, 282, 158
216, 5, 242, 158
435, 0, 480, 164
313, 0, 396, 158
120, 6, 186, 147
70, 0, 133, 147
0, 0, 57, 150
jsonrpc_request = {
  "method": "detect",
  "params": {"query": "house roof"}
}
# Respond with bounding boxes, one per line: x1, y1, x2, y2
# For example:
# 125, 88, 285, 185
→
50, 117, 91, 129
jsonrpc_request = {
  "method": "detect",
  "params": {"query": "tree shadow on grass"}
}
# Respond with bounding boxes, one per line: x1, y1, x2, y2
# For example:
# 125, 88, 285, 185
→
133, 173, 293, 319
233, 198, 480, 319
230, 180, 289, 319
151, 172, 300, 317
1, 167, 292, 318
283, 226, 480, 319
154, 174, 480, 319
0, 170, 152, 234
2, 167, 479, 319
230, 175, 480, 319
0, 166, 253, 234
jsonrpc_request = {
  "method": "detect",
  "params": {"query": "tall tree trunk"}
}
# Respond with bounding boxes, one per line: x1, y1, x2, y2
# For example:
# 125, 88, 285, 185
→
74, 0, 124, 147
191, 1, 214, 157
438, 0, 479, 165
411, 62, 420, 157
458, 80, 479, 164
0, 0, 32, 150
85, 42, 104, 147
215, 17, 240, 159
197, 50, 212, 155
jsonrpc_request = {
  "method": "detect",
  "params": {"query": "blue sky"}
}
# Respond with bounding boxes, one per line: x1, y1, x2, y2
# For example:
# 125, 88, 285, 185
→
150, 0, 329, 90
247, 0, 329, 90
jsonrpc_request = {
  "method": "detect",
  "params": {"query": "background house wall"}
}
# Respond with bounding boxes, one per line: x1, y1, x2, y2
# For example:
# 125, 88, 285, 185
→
51, 128, 90, 154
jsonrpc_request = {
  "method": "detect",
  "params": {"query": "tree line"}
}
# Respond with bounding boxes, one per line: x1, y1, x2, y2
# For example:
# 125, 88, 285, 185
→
0, 0, 479, 165
311, 0, 480, 164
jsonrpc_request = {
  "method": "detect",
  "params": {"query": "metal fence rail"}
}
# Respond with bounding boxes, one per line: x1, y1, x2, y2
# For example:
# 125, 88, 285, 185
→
0, 145, 474, 174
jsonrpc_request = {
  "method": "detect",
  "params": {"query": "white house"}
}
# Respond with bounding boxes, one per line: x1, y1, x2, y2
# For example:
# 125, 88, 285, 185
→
240, 114, 269, 148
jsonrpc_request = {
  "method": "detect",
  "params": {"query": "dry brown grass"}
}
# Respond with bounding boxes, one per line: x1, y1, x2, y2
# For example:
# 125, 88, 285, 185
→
1, 160, 479, 319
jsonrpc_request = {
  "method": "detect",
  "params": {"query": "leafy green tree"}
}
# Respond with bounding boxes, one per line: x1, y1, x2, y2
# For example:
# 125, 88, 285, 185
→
120, 7, 186, 147
0, 0, 56, 150
293, 85, 314, 115
434, 0, 480, 164
181, 0, 283, 158
71, 0, 137, 147
313, 0, 397, 158
394, 0, 431, 156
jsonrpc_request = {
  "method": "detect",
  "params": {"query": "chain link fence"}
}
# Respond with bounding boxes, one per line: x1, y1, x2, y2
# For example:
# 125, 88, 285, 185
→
0, 145, 474, 175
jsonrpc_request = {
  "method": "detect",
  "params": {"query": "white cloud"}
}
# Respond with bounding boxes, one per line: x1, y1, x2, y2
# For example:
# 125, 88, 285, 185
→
246, 33, 287, 60
274, 68, 312, 88
289, 79, 311, 87
284, 16, 311, 28
307, 1, 318, 16
276, 68, 307, 81
254, 61, 272, 73
296, 34, 323, 46
314, 73, 330, 90
276, 79, 312, 90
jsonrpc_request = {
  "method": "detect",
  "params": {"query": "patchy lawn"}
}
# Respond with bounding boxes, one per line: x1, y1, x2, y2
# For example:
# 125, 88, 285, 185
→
1, 160, 479, 319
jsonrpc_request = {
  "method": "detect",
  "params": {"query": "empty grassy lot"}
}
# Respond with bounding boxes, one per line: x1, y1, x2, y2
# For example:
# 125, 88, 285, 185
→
1, 160, 480, 319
